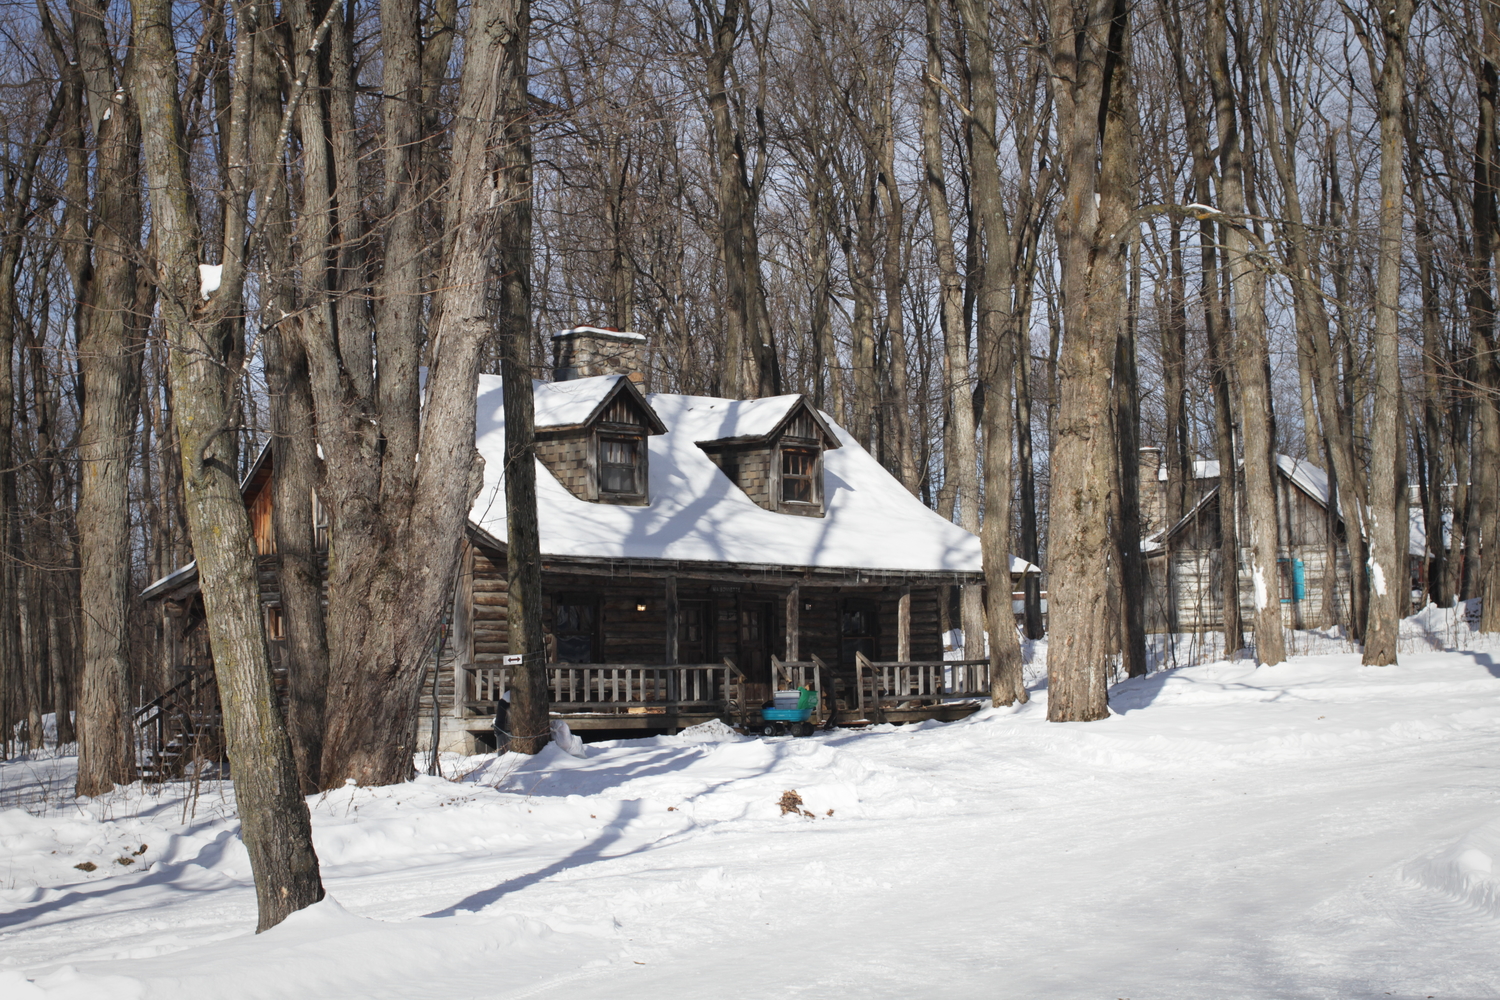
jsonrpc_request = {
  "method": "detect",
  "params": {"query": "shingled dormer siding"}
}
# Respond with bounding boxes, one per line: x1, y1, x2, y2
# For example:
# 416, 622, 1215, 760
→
701, 444, 775, 508
535, 433, 594, 499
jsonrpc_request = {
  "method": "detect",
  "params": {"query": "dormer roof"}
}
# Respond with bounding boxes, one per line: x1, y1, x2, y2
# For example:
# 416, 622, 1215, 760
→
532, 374, 666, 435
690, 394, 840, 449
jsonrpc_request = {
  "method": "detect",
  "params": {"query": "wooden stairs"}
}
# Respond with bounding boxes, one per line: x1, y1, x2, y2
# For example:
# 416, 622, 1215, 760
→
133, 663, 225, 782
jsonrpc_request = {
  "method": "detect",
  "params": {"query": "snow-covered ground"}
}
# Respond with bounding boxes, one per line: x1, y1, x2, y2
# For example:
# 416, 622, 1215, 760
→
5, 606, 1500, 999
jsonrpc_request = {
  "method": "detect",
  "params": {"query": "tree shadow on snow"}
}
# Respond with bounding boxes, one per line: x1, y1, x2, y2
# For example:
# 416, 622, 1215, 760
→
422, 799, 649, 917
1460, 652, 1500, 678
485, 746, 709, 799
0, 828, 243, 931
1108, 670, 1174, 713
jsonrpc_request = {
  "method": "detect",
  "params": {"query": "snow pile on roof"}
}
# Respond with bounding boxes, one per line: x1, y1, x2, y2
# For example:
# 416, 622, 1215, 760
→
531, 375, 629, 430
683, 394, 812, 443
140, 561, 198, 601
470, 374, 1033, 575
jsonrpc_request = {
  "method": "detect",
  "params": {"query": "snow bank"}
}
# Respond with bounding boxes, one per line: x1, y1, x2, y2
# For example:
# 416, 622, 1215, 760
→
1410, 818, 1500, 917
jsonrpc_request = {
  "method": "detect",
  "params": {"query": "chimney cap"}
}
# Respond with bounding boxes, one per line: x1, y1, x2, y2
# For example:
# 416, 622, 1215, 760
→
554, 325, 647, 343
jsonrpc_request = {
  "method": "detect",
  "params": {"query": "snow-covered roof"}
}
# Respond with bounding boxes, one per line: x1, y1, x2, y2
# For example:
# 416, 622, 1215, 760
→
533, 375, 637, 430
685, 393, 837, 446
554, 325, 646, 342
141, 561, 198, 601
1156, 458, 1220, 481
1276, 456, 1330, 505
470, 374, 1035, 576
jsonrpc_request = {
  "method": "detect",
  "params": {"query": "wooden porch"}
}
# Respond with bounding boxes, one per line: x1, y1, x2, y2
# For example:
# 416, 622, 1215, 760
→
448, 651, 993, 743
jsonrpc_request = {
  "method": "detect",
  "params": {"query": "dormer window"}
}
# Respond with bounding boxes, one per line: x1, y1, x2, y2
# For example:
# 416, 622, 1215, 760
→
780, 446, 819, 505
697, 395, 840, 518
532, 374, 666, 507
600, 435, 644, 497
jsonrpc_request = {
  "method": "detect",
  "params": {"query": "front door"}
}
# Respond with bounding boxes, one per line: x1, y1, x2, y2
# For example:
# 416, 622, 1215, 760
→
739, 599, 774, 704
678, 601, 713, 664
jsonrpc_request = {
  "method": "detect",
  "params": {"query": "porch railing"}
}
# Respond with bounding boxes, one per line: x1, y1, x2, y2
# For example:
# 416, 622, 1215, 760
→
854, 652, 991, 723
465, 660, 745, 718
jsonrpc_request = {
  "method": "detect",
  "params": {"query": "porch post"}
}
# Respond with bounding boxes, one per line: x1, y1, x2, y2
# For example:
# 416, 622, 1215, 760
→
452, 542, 475, 718
897, 585, 911, 662
785, 583, 800, 660
664, 574, 679, 664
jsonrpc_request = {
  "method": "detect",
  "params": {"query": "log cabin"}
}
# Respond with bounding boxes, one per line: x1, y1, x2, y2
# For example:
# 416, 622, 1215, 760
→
143, 327, 1039, 757
1138, 447, 1428, 634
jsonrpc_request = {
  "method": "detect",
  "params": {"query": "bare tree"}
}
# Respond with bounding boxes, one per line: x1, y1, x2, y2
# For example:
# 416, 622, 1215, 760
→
1341, 0, 1415, 662
954, 0, 1026, 702
131, 0, 323, 929
1045, 0, 1134, 721
1207, 0, 1284, 666
920, 0, 985, 658
44, 0, 149, 796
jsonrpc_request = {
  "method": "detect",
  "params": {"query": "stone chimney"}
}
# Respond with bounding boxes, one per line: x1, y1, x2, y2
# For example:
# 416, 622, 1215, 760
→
552, 326, 646, 382
1138, 446, 1166, 537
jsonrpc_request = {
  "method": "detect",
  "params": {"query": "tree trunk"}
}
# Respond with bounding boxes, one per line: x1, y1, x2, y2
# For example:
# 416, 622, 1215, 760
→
874, 105, 917, 492
254, 22, 330, 793
1256, 17, 1369, 634
705, 0, 759, 398
1163, 0, 1242, 654
1326, 146, 1371, 636
1467, 0, 1500, 631
266, 329, 329, 792
921, 0, 985, 658
1406, 113, 1449, 609
1207, 0, 1284, 666
493, 0, 547, 756
1045, 0, 1130, 722
56, 0, 146, 795
1116, 238, 1148, 679
309, 0, 528, 785
132, 0, 323, 929
955, 0, 1025, 703
1356, 0, 1414, 663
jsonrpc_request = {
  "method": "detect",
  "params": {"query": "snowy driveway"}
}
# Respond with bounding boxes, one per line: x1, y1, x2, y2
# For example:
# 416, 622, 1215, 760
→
4, 649, 1500, 999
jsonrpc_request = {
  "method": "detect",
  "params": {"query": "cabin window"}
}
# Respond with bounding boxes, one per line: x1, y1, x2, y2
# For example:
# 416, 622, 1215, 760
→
250, 489, 276, 556
780, 447, 819, 505
599, 435, 645, 497
553, 595, 599, 663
